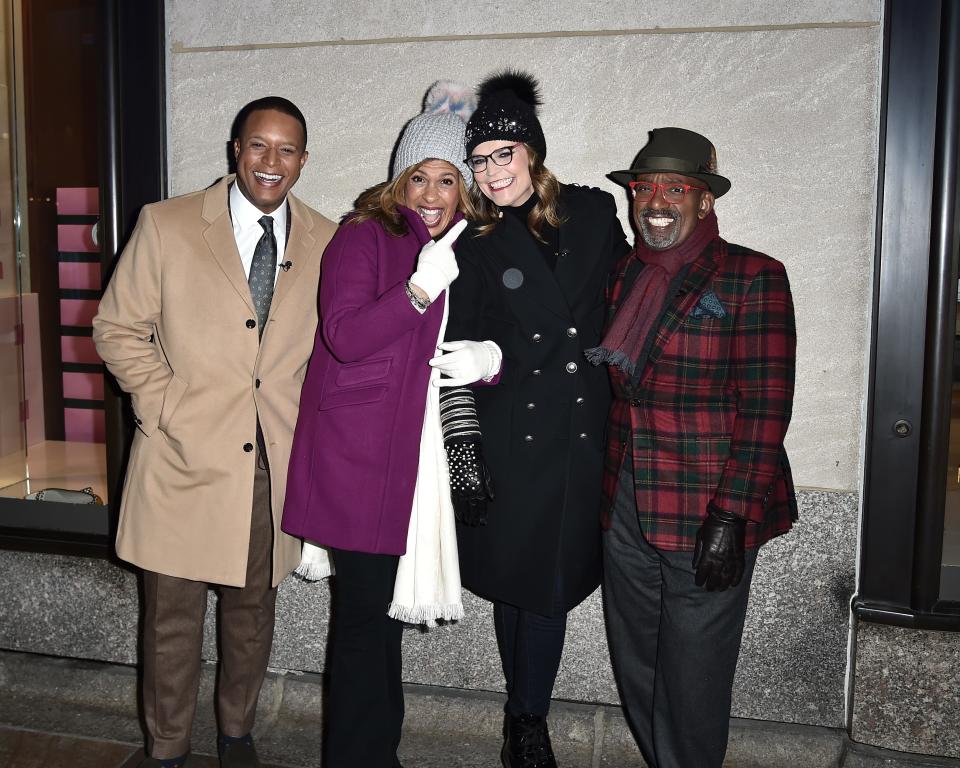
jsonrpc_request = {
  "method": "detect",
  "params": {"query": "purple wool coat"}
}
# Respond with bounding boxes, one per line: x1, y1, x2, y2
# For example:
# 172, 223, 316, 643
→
282, 206, 463, 555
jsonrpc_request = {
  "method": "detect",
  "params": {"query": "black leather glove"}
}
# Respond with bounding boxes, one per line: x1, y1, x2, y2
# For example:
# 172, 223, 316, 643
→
439, 386, 495, 526
692, 504, 746, 591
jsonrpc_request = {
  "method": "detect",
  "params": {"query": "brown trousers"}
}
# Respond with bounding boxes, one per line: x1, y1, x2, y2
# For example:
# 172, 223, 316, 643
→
141, 458, 276, 758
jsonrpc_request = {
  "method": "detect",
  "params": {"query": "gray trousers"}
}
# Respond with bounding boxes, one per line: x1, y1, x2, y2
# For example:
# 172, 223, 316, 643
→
602, 471, 757, 768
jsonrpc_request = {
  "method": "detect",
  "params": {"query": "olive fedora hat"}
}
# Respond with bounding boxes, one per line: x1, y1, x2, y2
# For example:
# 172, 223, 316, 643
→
608, 127, 731, 198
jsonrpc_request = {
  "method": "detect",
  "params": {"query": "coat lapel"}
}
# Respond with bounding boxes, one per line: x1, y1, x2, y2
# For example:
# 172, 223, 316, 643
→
201, 175, 255, 313
489, 214, 570, 320
637, 240, 722, 385
269, 193, 316, 314
553, 197, 606, 314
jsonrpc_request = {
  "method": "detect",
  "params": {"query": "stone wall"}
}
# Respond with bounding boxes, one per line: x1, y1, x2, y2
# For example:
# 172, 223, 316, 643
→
166, 2, 882, 495
0, 488, 857, 727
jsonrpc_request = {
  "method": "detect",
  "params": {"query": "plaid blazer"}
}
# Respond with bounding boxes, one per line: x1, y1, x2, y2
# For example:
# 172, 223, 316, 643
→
601, 236, 797, 551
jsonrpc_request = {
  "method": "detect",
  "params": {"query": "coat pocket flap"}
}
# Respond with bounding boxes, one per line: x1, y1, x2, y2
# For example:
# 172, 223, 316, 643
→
158, 374, 189, 431
318, 384, 388, 411
334, 357, 392, 387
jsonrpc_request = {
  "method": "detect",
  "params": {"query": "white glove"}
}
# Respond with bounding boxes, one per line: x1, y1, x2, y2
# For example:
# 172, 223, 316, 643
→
429, 339, 503, 387
409, 219, 467, 302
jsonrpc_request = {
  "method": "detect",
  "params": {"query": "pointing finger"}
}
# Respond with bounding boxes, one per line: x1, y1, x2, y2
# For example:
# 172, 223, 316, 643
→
437, 219, 468, 246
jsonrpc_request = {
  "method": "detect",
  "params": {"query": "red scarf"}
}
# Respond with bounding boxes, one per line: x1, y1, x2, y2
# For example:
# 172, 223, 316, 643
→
585, 211, 719, 376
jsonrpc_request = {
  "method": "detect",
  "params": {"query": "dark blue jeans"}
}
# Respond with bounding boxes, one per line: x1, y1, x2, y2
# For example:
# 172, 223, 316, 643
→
493, 597, 567, 717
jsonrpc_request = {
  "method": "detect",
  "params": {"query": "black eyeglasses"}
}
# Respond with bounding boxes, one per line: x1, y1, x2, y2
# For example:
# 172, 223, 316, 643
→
465, 143, 523, 173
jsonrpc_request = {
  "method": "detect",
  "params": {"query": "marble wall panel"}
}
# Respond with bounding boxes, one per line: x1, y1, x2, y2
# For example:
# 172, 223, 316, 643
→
168, 1, 880, 50
852, 622, 960, 759
166, 24, 880, 492
0, 489, 857, 728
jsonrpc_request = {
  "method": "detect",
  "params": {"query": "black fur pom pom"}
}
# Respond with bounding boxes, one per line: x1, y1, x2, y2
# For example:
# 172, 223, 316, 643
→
476, 70, 542, 108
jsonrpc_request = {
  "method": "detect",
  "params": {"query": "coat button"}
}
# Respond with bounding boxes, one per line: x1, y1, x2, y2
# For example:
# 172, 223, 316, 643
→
526, 402, 536, 410
565, 362, 578, 373
134, 417, 143, 425
524, 435, 534, 442
532, 333, 542, 342
246, 319, 256, 329
579, 432, 588, 439
243, 442, 254, 452
630, 398, 641, 406
532, 369, 542, 376
566, 327, 578, 338
255, 379, 261, 388
576, 397, 585, 405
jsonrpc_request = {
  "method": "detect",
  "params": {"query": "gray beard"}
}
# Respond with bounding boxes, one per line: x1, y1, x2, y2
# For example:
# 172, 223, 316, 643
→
638, 211, 681, 250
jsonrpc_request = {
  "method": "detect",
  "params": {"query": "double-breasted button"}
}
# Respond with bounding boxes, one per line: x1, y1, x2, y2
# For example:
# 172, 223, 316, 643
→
243, 442, 254, 452
575, 397, 585, 405
524, 434, 534, 442
565, 362, 578, 373
532, 369, 542, 376
566, 327, 578, 338
526, 402, 536, 410
532, 333, 542, 342
246, 319, 256, 329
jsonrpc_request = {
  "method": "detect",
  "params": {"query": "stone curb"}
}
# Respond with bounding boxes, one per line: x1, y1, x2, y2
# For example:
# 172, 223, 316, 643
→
0, 650, 955, 767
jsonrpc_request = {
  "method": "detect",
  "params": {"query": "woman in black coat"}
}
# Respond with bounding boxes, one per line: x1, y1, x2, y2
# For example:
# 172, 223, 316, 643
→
440, 71, 629, 768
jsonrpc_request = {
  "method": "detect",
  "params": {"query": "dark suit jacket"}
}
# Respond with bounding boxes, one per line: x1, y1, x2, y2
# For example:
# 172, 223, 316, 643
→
447, 184, 630, 615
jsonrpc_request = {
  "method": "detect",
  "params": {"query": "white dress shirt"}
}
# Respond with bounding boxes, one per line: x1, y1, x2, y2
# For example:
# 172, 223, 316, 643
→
230, 182, 288, 285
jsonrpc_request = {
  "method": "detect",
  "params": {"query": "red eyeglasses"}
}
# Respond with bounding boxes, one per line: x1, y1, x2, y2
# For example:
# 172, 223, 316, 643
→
628, 180, 707, 204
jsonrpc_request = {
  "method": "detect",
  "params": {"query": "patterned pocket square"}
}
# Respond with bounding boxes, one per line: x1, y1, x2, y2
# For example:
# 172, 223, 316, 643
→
690, 290, 726, 319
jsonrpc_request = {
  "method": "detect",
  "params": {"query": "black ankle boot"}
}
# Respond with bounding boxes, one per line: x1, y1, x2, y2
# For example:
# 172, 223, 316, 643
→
501, 712, 558, 768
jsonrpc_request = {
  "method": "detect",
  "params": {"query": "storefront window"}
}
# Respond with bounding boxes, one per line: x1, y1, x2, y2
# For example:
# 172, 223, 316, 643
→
0, 0, 107, 510
941, 291, 960, 601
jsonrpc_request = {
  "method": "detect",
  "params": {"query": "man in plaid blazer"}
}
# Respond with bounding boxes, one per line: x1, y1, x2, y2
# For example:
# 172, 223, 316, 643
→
589, 128, 797, 768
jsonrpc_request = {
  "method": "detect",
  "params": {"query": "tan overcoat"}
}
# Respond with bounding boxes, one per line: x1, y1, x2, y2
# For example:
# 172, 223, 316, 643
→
93, 175, 337, 587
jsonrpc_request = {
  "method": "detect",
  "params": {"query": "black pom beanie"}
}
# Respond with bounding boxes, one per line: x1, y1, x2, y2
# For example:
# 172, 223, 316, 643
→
465, 70, 547, 161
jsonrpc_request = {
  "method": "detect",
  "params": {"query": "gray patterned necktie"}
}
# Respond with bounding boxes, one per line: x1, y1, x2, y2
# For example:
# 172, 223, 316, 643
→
248, 215, 277, 338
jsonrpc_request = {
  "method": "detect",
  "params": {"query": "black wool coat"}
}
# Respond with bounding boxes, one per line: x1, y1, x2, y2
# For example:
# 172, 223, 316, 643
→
446, 184, 630, 616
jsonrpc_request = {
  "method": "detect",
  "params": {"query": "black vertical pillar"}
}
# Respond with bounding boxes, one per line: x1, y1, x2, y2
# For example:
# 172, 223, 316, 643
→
914, 0, 960, 611
857, 0, 960, 626
99, 0, 166, 530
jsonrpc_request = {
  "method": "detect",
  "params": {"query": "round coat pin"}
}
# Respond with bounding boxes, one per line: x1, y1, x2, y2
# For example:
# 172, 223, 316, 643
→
502, 268, 524, 289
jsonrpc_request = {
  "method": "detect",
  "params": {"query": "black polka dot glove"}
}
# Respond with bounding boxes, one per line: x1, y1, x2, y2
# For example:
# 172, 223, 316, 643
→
439, 386, 495, 526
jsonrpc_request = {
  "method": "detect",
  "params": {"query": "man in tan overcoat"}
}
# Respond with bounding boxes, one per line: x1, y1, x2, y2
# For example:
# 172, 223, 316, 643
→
93, 96, 336, 768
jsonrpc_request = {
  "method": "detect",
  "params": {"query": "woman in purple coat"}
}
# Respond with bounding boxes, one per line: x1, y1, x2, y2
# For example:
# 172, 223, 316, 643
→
281, 86, 498, 767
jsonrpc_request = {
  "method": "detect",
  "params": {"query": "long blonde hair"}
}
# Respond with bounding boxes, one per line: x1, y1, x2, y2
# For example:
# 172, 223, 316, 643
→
351, 162, 476, 237
470, 145, 564, 243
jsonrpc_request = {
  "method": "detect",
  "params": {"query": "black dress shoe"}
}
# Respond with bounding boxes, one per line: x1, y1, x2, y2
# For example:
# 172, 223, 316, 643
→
501, 713, 558, 768
137, 755, 193, 768
218, 735, 261, 768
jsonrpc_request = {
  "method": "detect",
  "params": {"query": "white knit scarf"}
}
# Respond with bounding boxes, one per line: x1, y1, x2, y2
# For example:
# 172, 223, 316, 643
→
388, 295, 463, 624
296, 295, 463, 626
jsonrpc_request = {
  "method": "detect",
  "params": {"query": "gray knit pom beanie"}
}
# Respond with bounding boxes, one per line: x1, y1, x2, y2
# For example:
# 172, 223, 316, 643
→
392, 80, 476, 187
